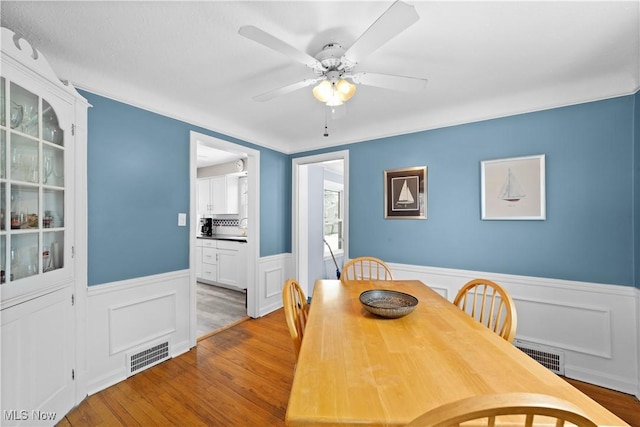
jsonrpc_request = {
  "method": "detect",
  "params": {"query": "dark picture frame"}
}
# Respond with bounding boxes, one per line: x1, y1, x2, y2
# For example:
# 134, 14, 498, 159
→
384, 166, 427, 219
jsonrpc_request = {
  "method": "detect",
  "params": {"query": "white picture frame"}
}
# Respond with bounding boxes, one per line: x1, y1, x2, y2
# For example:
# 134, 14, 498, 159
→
481, 154, 546, 220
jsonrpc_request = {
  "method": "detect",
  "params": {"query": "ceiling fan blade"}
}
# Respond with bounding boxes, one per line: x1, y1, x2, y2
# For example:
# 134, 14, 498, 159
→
239, 25, 325, 71
341, 1, 419, 68
350, 72, 427, 92
253, 77, 324, 102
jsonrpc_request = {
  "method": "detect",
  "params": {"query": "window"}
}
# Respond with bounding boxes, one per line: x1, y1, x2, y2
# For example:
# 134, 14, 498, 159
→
323, 187, 343, 257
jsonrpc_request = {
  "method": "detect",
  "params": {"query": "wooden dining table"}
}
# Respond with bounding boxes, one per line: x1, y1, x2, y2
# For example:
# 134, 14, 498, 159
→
285, 279, 629, 426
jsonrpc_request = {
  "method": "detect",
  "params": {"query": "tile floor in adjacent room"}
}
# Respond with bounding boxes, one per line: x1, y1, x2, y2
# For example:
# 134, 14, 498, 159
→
196, 282, 247, 337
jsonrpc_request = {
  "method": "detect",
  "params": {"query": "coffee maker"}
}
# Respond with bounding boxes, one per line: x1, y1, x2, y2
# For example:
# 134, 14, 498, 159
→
200, 217, 213, 236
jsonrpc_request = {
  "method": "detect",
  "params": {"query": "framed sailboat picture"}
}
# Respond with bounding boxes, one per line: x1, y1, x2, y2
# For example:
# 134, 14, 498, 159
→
384, 166, 427, 219
481, 154, 546, 220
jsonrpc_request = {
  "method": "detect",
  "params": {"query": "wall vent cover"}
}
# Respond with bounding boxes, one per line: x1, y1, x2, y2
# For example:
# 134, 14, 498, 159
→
126, 340, 170, 377
514, 339, 565, 375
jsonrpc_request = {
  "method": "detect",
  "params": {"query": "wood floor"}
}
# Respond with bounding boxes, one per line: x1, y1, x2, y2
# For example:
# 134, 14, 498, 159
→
565, 378, 640, 427
58, 309, 640, 427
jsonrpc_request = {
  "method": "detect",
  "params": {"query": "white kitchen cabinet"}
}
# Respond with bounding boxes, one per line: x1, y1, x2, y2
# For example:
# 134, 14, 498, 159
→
196, 238, 247, 290
197, 175, 239, 215
216, 239, 244, 287
195, 239, 203, 278
211, 175, 238, 214
199, 239, 217, 283
1, 27, 89, 425
196, 178, 212, 216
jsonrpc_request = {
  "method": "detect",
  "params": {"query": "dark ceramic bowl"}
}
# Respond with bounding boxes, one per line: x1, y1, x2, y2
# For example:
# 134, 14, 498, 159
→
359, 289, 418, 319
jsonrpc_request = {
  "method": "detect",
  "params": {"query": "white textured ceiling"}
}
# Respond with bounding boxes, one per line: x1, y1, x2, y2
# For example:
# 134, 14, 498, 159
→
1, 1, 638, 154
196, 143, 244, 168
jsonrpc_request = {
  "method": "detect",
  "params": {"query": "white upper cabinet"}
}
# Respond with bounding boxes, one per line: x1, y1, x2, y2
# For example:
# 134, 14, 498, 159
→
197, 178, 212, 215
197, 175, 239, 215
211, 175, 238, 215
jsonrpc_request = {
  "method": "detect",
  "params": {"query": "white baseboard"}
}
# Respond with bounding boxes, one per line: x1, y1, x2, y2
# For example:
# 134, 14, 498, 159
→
565, 365, 637, 396
87, 370, 127, 397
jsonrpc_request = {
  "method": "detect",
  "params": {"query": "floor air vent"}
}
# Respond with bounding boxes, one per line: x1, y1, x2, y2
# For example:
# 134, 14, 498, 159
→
514, 339, 565, 375
126, 341, 170, 376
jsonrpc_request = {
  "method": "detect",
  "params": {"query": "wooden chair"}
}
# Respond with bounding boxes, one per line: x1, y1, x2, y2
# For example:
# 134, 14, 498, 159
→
340, 256, 393, 282
408, 392, 598, 427
453, 278, 517, 343
282, 279, 310, 359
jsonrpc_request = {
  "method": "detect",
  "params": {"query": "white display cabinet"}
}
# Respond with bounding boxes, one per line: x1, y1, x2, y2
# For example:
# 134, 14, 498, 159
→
1, 27, 89, 426
1, 77, 66, 291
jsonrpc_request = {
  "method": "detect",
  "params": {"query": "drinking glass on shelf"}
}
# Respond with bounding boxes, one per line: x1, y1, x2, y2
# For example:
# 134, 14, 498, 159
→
26, 263, 36, 277
9, 102, 23, 129
28, 155, 38, 183
0, 133, 5, 179
43, 156, 53, 184
11, 147, 21, 172
10, 248, 20, 280
21, 105, 37, 135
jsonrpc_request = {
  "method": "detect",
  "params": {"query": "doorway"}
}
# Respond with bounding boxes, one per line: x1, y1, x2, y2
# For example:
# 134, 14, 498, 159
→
293, 150, 349, 298
189, 131, 260, 346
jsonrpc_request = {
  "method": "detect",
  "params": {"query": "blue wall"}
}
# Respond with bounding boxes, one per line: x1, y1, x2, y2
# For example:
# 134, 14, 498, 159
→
297, 95, 637, 286
84, 89, 637, 287
82, 91, 291, 286
259, 148, 291, 256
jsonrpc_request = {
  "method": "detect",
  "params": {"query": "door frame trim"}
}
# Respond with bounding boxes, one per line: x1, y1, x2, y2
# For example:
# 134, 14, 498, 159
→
292, 150, 349, 294
189, 131, 260, 346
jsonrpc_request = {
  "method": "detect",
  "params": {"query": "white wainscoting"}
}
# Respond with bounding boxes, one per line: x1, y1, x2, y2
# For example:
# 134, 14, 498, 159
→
389, 263, 639, 396
86, 270, 191, 395
84, 259, 638, 400
257, 253, 293, 317
86, 254, 293, 397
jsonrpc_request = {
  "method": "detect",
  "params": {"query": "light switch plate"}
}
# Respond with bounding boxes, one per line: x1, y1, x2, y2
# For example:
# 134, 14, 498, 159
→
178, 213, 187, 226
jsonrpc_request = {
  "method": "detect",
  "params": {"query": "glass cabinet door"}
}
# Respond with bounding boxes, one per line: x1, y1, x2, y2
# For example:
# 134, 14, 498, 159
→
0, 78, 66, 286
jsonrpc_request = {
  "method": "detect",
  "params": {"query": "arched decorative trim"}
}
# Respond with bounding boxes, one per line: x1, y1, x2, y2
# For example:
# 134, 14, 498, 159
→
2, 27, 84, 100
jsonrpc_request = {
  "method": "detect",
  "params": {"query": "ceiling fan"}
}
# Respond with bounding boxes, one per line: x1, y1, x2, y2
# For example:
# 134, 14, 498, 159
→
238, 1, 428, 107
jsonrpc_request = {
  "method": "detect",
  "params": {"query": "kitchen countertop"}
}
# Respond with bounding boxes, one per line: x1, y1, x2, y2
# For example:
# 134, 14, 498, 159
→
197, 235, 247, 242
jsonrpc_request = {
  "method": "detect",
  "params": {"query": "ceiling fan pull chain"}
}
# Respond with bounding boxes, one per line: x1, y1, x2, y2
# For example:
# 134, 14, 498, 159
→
324, 107, 329, 137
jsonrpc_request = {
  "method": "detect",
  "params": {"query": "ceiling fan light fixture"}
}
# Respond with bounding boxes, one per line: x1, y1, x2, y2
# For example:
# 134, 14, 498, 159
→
313, 79, 356, 105
325, 96, 344, 107
336, 79, 356, 101
312, 80, 333, 103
